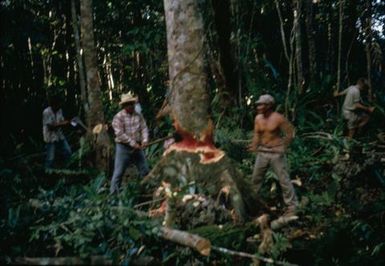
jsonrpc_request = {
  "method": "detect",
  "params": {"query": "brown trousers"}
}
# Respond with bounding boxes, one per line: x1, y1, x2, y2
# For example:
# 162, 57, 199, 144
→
252, 151, 298, 208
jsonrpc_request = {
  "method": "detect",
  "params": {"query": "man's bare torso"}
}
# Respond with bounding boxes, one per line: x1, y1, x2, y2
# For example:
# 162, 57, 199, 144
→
255, 112, 285, 147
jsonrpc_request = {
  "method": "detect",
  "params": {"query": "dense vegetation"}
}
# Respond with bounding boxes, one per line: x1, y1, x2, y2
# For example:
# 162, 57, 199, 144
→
1, 0, 385, 265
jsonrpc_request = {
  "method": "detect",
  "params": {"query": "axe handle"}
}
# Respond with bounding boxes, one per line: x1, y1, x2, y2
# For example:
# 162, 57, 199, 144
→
142, 135, 174, 148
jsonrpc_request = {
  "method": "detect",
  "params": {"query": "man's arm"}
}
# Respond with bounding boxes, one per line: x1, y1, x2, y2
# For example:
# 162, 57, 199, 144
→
47, 120, 70, 130
112, 114, 140, 148
280, 117, 295, 149
139, 115, 149, 147
248, 117, 260, 152
334, 88, 348, 97
354, 102, 375, 113
43, 110, 69, 130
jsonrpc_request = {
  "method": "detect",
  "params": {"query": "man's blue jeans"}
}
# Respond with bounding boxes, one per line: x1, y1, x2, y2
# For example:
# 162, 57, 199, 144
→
110, 143, 149, 194
45, 139, 72, 169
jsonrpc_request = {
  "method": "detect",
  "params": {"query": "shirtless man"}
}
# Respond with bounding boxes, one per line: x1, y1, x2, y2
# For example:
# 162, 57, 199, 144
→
248, 94, 298, 216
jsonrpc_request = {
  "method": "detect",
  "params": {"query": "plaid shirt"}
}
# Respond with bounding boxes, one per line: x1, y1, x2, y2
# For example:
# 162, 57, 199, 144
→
42, 107, 66, 143
112, 110, 149, 147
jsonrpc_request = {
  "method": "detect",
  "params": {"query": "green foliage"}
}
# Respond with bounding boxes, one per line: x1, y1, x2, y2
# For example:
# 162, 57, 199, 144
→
27, 174, 160, 262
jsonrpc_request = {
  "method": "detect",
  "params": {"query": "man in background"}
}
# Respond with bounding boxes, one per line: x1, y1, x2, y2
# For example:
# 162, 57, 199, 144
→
42, 95, 72, 169
110, 92, 150, 194
334, 78, 375, 138
248, 94, 298, 217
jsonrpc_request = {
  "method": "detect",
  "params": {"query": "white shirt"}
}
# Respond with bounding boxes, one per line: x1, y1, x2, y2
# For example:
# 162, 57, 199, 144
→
42, 107, 66, 143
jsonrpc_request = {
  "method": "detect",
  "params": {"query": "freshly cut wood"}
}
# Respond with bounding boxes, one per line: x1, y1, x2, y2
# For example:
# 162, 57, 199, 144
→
255, 214, 273, 254
160, 227, 211, 256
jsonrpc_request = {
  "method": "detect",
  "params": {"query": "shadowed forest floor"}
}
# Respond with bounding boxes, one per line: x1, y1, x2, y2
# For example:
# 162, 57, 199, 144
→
1, 128, 385, 265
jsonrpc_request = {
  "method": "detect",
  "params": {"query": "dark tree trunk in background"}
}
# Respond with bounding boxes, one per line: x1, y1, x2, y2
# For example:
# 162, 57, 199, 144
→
364, 0, 373, 100
327, 1, 336, 77
293, 0, 304, 93
132, 6, 150, 107
211, 0, 238, 107
343, 0, 359, 85
305, 0, 317, 84
337, 0, 344, 92
80, 0, 111, 171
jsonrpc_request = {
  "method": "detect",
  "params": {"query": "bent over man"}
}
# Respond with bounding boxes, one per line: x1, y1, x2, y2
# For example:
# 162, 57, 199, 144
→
110, 93, 150, 194
334, 78, 374, 138
248, 94, 298, 217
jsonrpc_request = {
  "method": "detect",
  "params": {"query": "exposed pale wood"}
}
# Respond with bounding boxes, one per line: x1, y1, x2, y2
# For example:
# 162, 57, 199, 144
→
160, 227, 211, 256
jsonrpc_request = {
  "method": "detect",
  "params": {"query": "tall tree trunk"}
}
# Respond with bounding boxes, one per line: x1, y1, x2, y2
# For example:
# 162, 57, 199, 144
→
326, 2, 335, 77
274, 0, 290, 63
146, 0, 264, 226
80, 0, 111, 171
71, 0, 87, 114
80, 0, 104, 126
364, 0, 373, 101
305, 0, 316, 84
164, 0, 210, 139
337, 0, 344, 92
293, 0, 304, 93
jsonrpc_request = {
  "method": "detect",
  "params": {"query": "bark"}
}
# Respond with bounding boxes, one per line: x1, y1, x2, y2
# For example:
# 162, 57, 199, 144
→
293, 0, 304, 93
80, 0, 104, 126
305, 0, 316, 84
286, 17, 296, 117
364, 0, 373, 101
71, 0, 87, 113
143, 151, 258, 223
164, 0, 212, 139
14, 256, 112, 265
80, 0, 111, 171
326, 1, 335, 76
160, 227, 211, 256
337, 0, 344, 92
155, 0, 264, 225
132, 7, 150, 107
275, 0, 290, 63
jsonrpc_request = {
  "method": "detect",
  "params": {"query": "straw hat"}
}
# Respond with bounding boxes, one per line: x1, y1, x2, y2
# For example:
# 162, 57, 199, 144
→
119, 92, 138, 105
256, 94, 275, 105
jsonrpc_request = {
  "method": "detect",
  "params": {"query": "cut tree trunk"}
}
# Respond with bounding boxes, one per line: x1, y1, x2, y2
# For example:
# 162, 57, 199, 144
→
146, 0, 262, 224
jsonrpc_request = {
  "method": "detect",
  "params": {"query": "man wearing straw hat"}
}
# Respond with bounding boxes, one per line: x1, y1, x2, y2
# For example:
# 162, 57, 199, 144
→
110, 92, 150, 194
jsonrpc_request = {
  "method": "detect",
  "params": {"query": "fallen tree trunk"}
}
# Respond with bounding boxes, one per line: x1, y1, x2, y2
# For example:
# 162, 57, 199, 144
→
14, 256, 112, 265
160, 227, 211, 256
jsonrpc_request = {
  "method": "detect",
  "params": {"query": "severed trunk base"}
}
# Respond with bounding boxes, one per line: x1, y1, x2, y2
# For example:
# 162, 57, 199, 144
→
142, 149, 262, 227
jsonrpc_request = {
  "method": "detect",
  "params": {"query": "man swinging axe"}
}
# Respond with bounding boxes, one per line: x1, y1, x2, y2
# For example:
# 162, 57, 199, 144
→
110, 92, 150, 194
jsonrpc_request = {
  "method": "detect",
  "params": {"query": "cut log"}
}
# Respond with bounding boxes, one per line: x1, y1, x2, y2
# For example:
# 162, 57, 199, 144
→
160, 227, 211, 256
14, 256, 112, 265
